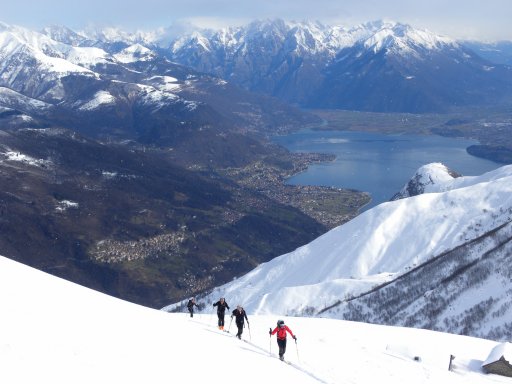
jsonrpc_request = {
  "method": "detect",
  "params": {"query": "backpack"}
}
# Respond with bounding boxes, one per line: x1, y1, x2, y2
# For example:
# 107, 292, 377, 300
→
277, 326, 288, 339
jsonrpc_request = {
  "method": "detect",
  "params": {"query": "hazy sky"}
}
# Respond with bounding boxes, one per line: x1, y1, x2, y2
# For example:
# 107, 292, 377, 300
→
2, 0, 511, 41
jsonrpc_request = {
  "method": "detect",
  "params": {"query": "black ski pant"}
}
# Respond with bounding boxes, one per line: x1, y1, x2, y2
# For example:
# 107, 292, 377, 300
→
277, 338, 287, 358
217, 312, 226, 327
188, 307, 194, 317
236, 322, 244, 338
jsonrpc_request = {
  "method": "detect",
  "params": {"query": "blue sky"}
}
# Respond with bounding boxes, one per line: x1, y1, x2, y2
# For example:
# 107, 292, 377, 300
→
2, 0, 511, 41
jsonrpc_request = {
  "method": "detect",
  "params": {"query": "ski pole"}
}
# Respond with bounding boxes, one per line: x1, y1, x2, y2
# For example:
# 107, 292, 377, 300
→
228, 316, 233, 332
248, 322, 252, 341
295, 338, 300, 363
269, 327, 272, 356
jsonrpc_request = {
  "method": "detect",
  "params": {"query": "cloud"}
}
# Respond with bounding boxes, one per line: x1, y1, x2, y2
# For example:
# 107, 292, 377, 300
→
2, 0, 512, 40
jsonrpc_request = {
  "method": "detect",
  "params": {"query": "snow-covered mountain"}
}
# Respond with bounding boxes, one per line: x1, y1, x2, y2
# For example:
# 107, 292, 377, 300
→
5, 19, 511, 115
2, 255, 510, 384
391, 162, 462, 199
318, 23, 511, 112
0, 22, 192, 136
165, 19, 512, 112
0, 21, 312, 141
166, 163, 512, 341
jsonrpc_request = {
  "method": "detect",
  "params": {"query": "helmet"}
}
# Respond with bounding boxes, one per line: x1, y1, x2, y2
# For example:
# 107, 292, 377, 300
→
277, 319, 285, 327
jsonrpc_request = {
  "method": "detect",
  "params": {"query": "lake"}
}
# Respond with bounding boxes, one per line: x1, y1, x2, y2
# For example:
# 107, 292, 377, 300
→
272, 130, 501, 210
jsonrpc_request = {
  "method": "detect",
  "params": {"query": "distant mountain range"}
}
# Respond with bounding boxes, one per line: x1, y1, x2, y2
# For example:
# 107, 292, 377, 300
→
2, 19, 512, 116
0, 21, 316, 144
163, 19, 512, 112
167, 163, 512, 341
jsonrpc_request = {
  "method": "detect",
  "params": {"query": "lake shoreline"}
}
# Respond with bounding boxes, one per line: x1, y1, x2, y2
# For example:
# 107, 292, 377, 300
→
307, 109, 512, 165
272, 128, 501, 210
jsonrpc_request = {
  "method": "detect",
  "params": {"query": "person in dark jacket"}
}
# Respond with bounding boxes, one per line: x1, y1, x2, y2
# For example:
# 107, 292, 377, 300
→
213, 297, 230, 330
231, 305, 249, 339
270, 319, 296, 361
186, 297, 197, 318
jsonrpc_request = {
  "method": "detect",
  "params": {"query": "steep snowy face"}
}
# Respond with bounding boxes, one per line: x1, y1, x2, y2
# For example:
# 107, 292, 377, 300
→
0, 23, 98, 102
166, 165, 512, 328
170, 19, 348, 61
362, 22, 457, 56
392, 162, 461, 200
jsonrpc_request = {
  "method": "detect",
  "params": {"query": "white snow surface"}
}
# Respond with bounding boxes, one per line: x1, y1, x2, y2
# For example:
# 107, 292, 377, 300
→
77, 90, 116, 110
0, 23, 97, 80
1, 149, 52, 168
363, 22, 456, 55
169, 164, 512, 316
0, 255, 508, 384
65, 46, 110, 67
146, 75, 181, 92
113, 43, 156, 63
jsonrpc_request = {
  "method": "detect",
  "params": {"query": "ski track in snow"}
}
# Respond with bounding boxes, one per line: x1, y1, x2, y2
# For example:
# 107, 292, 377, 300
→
189, 317, 332, 384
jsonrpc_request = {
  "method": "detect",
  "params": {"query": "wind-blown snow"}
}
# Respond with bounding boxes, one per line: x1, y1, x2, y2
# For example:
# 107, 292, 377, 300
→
0, 256, 508, 384
171, 165, 512, 317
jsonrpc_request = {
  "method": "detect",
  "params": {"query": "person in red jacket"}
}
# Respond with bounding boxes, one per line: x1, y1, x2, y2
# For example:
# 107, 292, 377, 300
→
269, 319, 296, 361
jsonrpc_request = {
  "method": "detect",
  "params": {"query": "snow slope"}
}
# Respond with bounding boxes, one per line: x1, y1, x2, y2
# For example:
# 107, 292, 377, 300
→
167, 164, 512, 317
0, 255, 508, 384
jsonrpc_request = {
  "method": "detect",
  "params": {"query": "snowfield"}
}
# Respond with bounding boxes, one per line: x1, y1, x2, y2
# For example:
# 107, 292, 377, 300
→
0, 255, 510, 384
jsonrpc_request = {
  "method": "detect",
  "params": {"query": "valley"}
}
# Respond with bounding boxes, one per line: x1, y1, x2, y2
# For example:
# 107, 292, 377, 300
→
0, 127, 368, 308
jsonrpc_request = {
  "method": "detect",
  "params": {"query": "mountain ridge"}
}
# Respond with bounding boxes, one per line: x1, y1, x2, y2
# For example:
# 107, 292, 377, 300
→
160, 19, 512, 112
